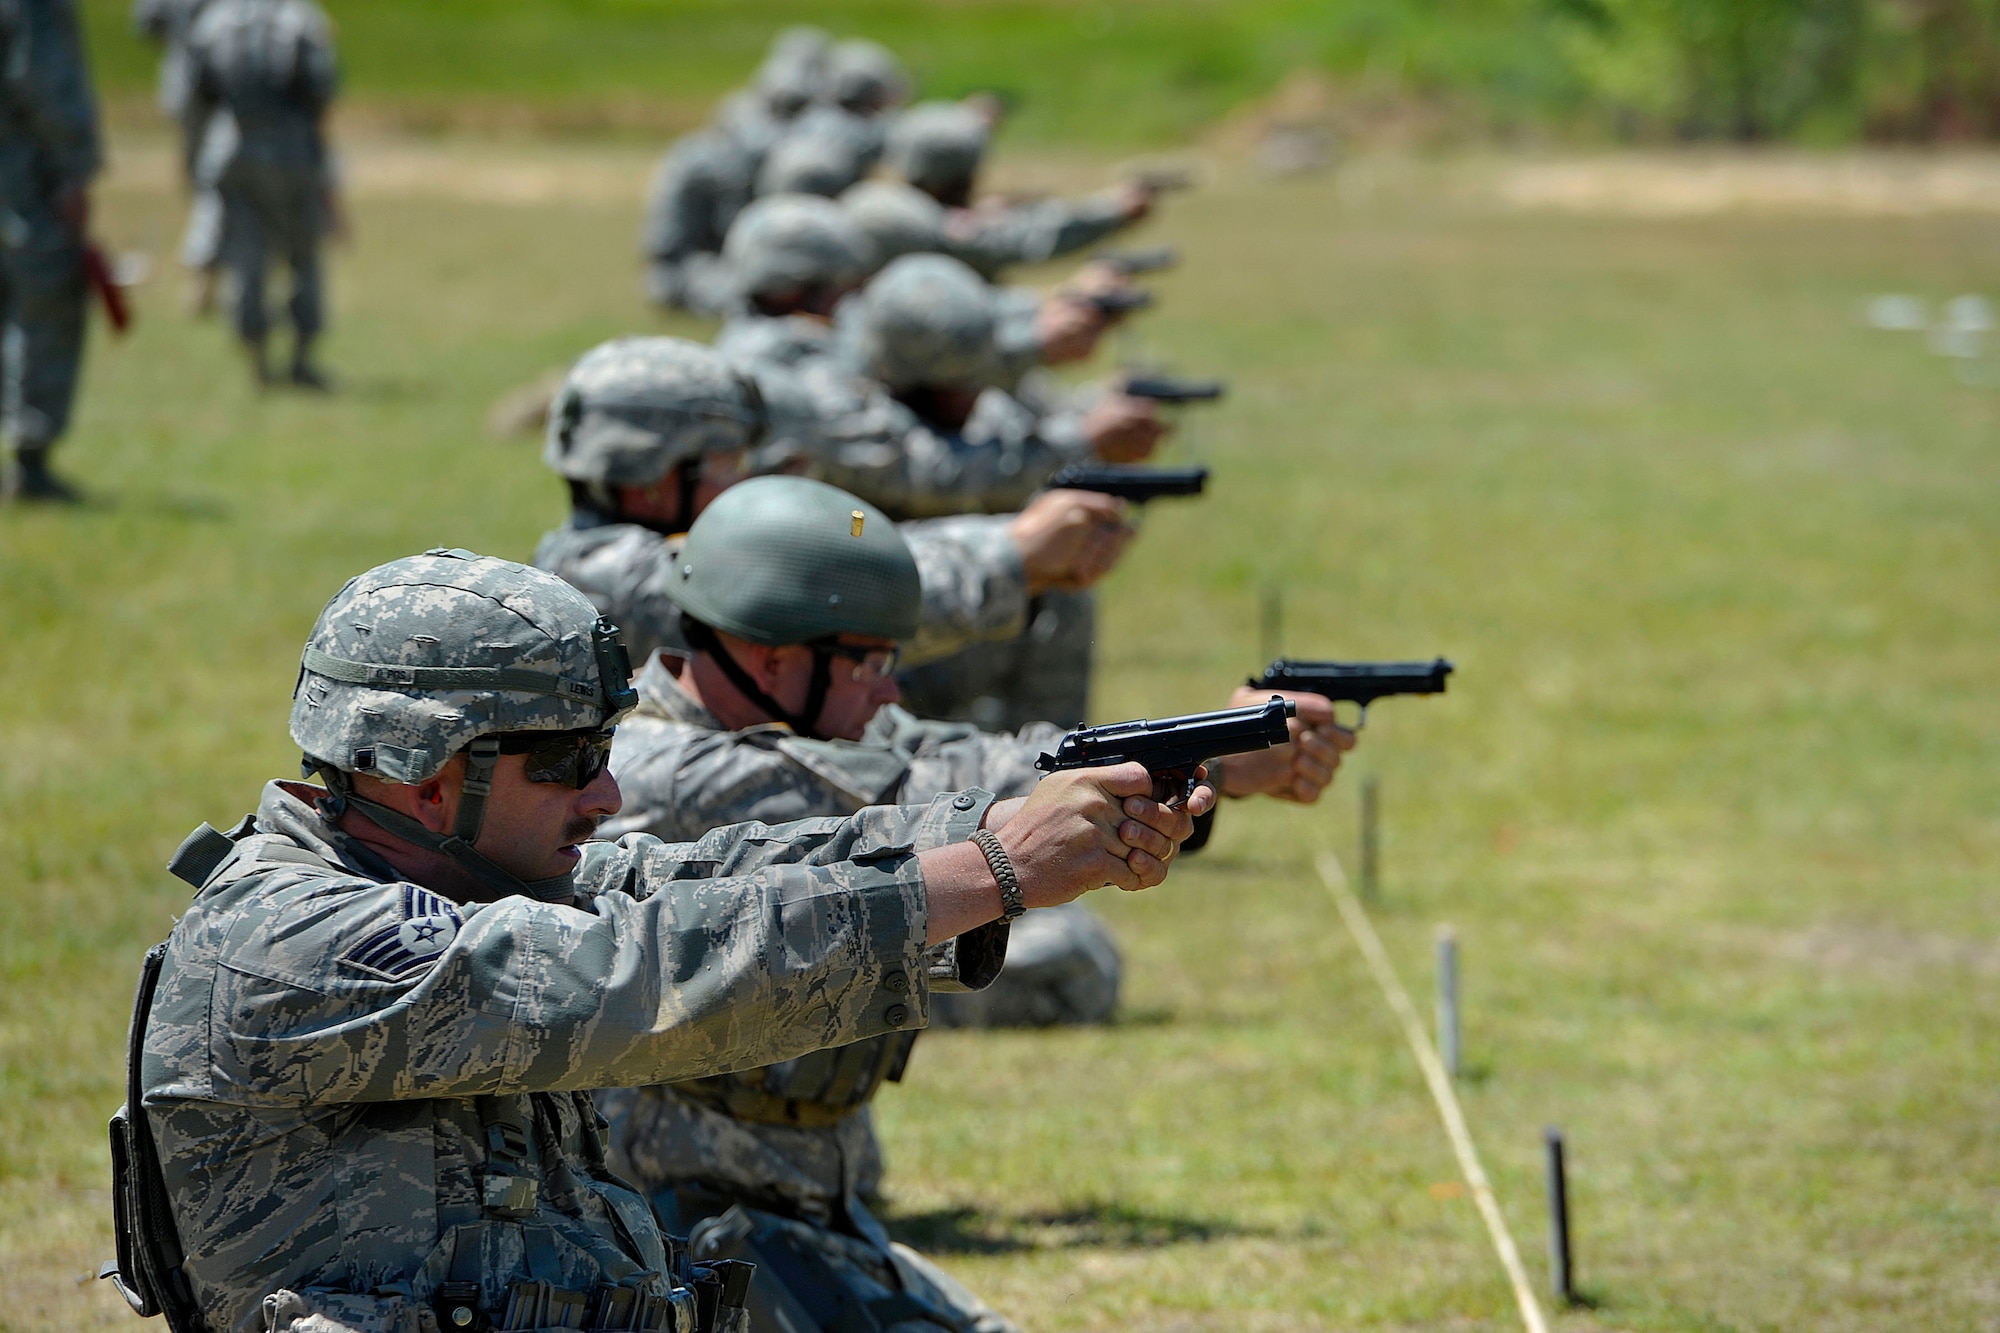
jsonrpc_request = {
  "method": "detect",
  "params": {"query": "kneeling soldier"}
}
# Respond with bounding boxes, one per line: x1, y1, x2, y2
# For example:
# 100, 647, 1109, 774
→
593, 476, 1350, 1333
107, 549, 1204, 1333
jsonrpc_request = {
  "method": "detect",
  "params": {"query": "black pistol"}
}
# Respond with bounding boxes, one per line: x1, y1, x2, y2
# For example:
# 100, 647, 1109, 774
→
1035, 696, 1296, 802
1122, 373, 1226, 404
1082, 286, 1154, 317
1045, 464, 1208, 503
1091, 245, 1178, 276
1251, 658, 1454, 727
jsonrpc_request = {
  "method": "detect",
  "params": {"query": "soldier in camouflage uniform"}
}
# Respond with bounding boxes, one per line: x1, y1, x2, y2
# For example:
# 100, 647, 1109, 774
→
711, 193, 1134, 384
0, 0, 100, 502
784, 39, 909, 177
532, 335, 1134, 677
757, 254, 1167, 730
133, 0, 226, 312
184, 0, 340, 388
642, 28, 826, 314
841, 100, 1156, 281
126, 547, 1206, 1333
590, 477, 1347, 1333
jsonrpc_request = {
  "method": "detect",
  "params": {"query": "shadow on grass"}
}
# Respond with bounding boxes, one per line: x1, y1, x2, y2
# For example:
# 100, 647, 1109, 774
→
882, 1200, 1266, 1255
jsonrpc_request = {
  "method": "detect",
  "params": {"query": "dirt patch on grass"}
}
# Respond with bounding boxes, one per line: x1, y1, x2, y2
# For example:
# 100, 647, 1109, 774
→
1495, 152, 2000, 217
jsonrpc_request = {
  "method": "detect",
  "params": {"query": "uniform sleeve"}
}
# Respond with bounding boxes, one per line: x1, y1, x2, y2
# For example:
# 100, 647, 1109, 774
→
602, 718, 863, 844
193, 792, 991, 1106
945, 193, 1132, 276
892, 716, 1063, 804
806, 379, 1089, 521
899, 514, 1030, 668
5, 0, 102, 184
291, 6, 337, 120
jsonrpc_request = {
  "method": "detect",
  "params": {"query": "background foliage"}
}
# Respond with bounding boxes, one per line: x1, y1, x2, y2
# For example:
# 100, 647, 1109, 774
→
75, 0, 2000, 145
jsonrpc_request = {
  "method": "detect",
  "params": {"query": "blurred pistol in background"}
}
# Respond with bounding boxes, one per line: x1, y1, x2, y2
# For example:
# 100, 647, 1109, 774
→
1091, 245, 1178, 276
1122, 372, 1224, 404
1045, 463, 1207, 502
1251, 658, 1454, 728
1036, 696, 1296, 802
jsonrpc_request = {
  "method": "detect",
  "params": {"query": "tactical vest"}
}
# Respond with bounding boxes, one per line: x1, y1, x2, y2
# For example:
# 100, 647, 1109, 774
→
105, 819, 753, 1333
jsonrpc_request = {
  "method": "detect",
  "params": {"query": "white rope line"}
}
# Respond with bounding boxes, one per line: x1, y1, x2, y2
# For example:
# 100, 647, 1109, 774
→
1315, 852, 1551, 1333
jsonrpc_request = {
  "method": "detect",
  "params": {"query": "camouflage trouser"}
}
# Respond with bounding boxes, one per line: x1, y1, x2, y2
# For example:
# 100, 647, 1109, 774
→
218, 160, 323, 344
181, 185, 224, 271
897, 589, 1093, 732
929, 901, 1121, 1028
0, 197, 87, 453
686, 1203, 1018, 1333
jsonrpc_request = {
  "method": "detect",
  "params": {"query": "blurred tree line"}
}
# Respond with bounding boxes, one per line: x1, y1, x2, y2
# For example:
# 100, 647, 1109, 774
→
1560, 0, 2000, 140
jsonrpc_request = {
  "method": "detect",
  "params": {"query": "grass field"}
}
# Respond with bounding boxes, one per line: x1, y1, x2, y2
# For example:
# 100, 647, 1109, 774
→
5, 128, 2000, 1333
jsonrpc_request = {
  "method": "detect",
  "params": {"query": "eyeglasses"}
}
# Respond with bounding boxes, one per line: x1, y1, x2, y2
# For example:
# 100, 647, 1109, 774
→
824, 643, 900, 683
494, 729, 614, 789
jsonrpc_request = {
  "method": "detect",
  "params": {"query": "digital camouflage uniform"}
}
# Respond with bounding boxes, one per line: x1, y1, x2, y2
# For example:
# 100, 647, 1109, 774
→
131, 0, 222, 270
643, 29, 826, 313
839, 102, 1136, 280
593, 661, 1122, 1333
135, 549, 1008, 1333
0, 0, 100, 484
584, 481, 1117, 1333
184, 0, 337, 376
767, 255, 1098, 730
531, 336, 1038, 674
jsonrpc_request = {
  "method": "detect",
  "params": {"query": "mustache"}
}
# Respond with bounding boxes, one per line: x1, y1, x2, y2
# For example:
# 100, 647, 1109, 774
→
563, 815, 602, 846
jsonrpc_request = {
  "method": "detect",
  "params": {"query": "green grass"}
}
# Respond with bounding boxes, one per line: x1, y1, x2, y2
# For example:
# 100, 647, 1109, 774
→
78, 0, 1589, 145
7, 136, 2000, 1330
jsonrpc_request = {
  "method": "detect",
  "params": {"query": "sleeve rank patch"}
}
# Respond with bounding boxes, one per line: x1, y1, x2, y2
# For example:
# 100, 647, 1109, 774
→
338, 884, 464, 982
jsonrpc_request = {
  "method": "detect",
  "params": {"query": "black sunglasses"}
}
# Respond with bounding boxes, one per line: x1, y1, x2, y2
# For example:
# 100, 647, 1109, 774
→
493, 729, 614, 789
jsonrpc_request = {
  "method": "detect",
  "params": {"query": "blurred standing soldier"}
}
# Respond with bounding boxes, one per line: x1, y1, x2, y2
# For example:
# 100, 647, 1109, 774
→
532, 335, 1133, 676
131, 0, 222, 314
110, 546, 1202, 1333
0, 0, 101, 502
184, 0, 339, 389
592, 479, 1347, 1333
843, 100, 1156, 279
787, 38, 910, 173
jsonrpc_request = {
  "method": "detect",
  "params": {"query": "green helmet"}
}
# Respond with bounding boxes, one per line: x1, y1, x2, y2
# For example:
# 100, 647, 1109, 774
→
668, 475, 920, 645
724, 194, 871, 302
883, 101, 987, 202
292, 548, 638, 898
667, 477, 919, 737
836, 253, 1004, 392
544, 336, 765, 504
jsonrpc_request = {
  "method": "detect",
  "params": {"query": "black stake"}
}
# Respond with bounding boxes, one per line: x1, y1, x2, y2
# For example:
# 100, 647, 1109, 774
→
1545, 1127, 1574, 1306
1360, 774, 1380, 902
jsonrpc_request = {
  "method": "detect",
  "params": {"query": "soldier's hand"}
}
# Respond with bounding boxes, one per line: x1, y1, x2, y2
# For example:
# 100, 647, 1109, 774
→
1035, 294, 1110, 365
1212, 687, 1355, 803
1083, 392, 1171, 464
1010, 489, 1133, 594
990, 763, 1213, 901
1111, 180, 1155, 223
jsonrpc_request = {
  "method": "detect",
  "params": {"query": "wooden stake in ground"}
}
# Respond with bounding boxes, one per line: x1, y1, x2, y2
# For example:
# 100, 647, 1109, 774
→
1360, 774, 1381, 902
1318, 852, 1550, 1333
1437, 927, 1462, 1079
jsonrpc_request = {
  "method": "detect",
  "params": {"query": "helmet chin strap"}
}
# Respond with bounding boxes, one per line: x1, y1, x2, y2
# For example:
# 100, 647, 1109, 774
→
681, 616, 834, 740
310, 738, 578, 903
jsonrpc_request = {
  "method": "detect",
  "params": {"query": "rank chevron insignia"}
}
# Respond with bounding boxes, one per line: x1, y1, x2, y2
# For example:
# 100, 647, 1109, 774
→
339, 884, 464, 981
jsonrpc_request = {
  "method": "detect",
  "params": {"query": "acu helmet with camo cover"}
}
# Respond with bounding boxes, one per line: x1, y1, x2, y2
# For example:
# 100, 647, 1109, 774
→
825, 39, 910, 113
725, 194, 872, 307
836, 253, 1004, 392
666, 476, 919, 736
545, 336, 766, 520
292, 548, 638, 899
883, 101, 988, 205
